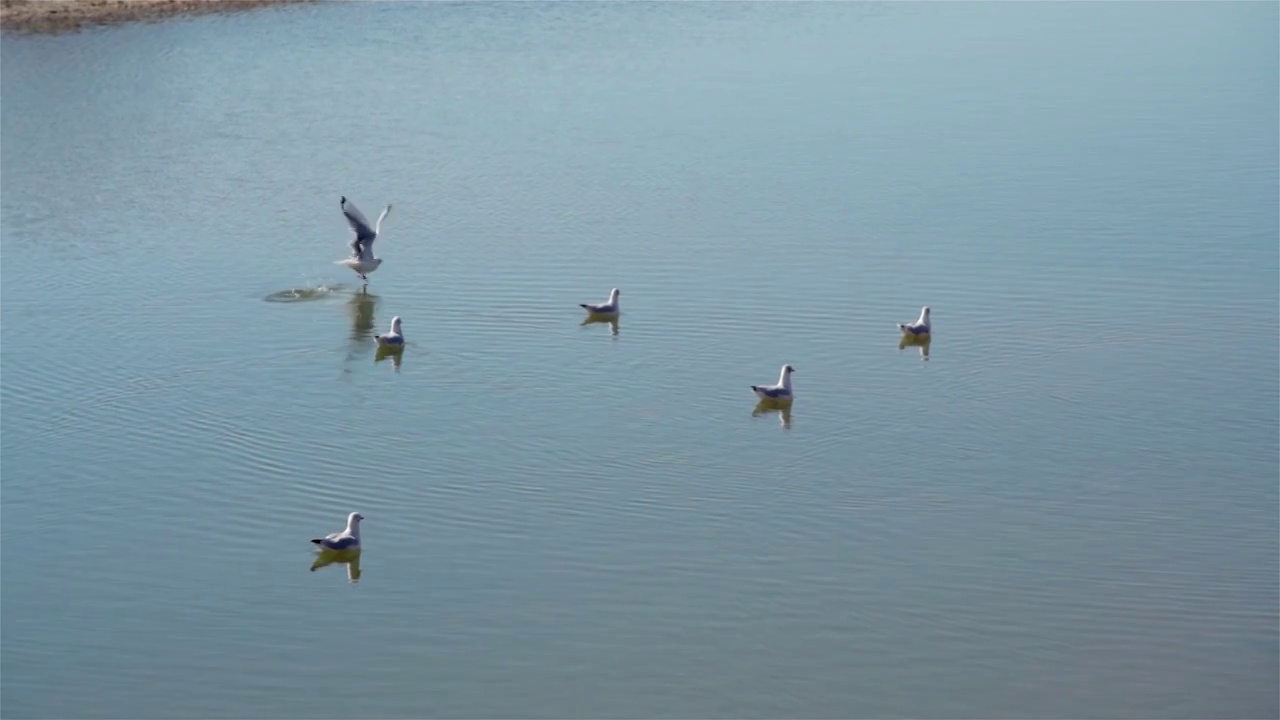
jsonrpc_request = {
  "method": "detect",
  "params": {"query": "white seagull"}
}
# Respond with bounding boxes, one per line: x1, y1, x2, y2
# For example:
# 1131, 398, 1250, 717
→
751, 364, 796, 402
311, 512, 364, 551
375, 316, 405, 349
580, 288, 620, 316
336, 196, 392, 283
898, 306, 931, 336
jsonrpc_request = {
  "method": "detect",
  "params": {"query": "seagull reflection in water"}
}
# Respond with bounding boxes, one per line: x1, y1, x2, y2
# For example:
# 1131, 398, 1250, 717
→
375, 344, 404, 371
310, 549, 362, 584
348, 288, 378, 344
898, 333, 931, 361
752, 400, 793, 429
581, 314, 620, 336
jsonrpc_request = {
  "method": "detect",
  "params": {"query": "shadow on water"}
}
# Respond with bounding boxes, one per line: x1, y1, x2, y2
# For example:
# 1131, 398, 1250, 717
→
752, 399, 793, 429
310, 549, 362, 584
898, 333, 932, 361
581, 314, 620, 336
263, 283, 352, 303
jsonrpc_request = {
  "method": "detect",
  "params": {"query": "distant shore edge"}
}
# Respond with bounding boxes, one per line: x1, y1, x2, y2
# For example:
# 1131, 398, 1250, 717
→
1, 0, 315, 34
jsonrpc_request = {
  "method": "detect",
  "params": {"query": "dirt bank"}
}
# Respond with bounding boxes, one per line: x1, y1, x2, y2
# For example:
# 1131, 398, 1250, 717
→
1, 0, 315, 34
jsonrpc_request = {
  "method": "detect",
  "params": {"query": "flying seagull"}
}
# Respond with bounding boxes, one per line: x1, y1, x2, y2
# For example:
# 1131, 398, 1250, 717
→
336, 197, 392, 283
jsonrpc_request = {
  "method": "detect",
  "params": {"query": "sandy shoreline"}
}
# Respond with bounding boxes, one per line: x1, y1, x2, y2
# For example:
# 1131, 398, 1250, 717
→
0, 0, 315, 33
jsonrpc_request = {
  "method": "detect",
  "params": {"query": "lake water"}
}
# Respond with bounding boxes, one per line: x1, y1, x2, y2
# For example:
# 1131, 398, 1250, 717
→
2, 2, 1277, 718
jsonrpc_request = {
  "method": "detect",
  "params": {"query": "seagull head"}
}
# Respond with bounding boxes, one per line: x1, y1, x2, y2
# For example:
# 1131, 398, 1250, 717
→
777, 364, 796, 390
609, 288, 620, 301
348, 512, 365, 526
390, 316, 402, 333
921, 306, 931, 319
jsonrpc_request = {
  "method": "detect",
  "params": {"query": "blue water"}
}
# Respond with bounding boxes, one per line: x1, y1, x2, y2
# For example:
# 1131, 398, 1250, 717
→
2, 2, 1277, 718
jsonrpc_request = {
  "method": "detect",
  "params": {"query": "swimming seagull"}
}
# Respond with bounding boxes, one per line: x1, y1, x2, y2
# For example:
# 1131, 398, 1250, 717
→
580, 288, 620, 315
336, 197, 392, 282
751, 364, 796, 402
898, 306, 931, 336
311, 512, 364, 551
375, 316, 405, 349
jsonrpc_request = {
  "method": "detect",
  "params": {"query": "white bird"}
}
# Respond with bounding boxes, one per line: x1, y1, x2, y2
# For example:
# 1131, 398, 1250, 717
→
751, 364, 796, 402
898, 306, 931, 336
375, 316, 405, 349
580, 288, 620, 315
311, 512, 364, 551
336, 197, 392, 283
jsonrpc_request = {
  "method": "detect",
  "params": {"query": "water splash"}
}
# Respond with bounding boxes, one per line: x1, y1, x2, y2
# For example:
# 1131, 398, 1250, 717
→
263, 283, 351, 303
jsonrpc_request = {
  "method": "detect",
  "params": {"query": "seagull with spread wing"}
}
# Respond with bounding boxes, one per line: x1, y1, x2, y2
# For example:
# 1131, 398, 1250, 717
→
336, 196, 392, 283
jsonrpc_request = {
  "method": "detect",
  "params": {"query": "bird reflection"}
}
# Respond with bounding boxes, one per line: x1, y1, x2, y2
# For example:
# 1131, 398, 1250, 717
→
752, 400, 793, 429
898, 333, 931, 360
348, 288, 379, 343
375, 345, 404, 371
581, 314, 620, 336
310, 549, 362, 584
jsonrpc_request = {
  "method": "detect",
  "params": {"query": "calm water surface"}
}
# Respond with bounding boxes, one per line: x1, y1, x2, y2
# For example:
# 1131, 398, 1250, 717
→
2, 2, 1277, 718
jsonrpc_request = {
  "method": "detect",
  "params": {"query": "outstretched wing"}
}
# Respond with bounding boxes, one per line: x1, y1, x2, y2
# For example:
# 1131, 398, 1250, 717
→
341, 197, 376, 242
374, 205, 392, 235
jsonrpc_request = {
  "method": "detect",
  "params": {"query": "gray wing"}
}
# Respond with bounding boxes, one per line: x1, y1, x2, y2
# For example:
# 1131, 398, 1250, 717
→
341, 197, 376, 242
320, 534, 359, 550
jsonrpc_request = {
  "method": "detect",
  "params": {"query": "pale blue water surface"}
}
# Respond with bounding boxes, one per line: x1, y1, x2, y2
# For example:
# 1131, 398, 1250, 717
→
2, 2, 1277, 718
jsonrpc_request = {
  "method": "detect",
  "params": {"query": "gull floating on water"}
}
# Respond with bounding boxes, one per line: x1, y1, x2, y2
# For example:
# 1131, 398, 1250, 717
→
336, 197, 392, 283
375, 316, 405, 349
580, 288, 620, 316
311, 512, 363, 551
898, 306, 931, 336
751, 364, 796, 402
